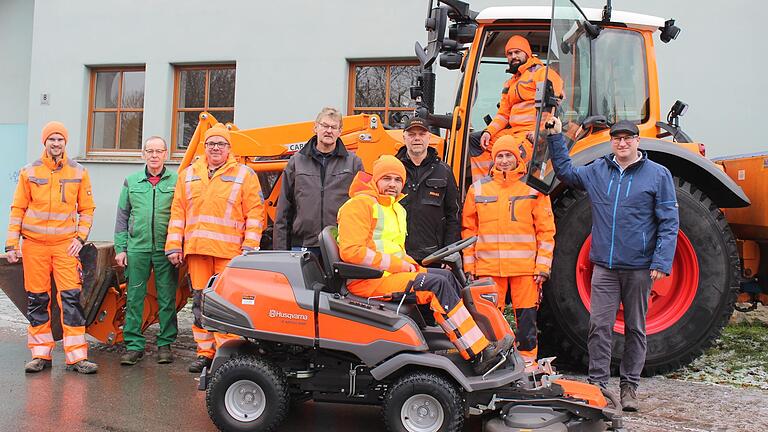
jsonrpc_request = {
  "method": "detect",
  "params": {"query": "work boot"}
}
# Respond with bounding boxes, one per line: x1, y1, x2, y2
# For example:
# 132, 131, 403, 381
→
66, 359, 99, 374
157, 346, 174, 364
620, 384, 639, 412
120, 350, 144, 366
24, 358, 52, 373
472, 335, 514, 375
188, 355, 212, 373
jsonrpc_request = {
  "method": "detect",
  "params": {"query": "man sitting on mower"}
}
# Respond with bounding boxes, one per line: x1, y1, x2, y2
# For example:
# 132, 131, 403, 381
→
337, 155, 513, 374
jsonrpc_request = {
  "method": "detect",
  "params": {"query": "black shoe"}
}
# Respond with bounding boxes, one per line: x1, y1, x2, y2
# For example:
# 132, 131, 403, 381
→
157, 346, 174, 364
620, 384, 639, 412
120, 350, 144, 366
188, 355, 212, 373
472, 335, 514, 375
66, 359, 99, 374
24, 358, 52, 373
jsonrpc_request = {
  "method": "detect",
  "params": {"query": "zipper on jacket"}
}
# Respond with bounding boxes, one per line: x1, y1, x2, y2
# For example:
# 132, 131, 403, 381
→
151, 184, 156, 250
625, 174, 634, 197
608, 171, 625, 269
642, 231, 647, 256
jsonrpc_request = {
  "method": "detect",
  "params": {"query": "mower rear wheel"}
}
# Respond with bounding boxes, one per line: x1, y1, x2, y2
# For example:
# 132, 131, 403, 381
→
206, 355, 289, 432
382, 371, 464, 432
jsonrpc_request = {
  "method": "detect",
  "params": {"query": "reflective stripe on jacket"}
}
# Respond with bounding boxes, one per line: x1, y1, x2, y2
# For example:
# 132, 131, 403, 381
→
6, 151, 95, 250
165, 155, 265, 259
337, 172, 419, 282
485, 57, 564, 138
462, 163, 555, 277
114, 168, 178, 254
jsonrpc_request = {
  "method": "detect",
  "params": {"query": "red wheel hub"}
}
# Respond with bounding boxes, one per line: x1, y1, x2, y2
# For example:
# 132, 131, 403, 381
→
575, 231, 699, 335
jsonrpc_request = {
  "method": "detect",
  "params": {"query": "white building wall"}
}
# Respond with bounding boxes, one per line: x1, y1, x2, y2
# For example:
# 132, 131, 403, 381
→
10, 0, 766, 243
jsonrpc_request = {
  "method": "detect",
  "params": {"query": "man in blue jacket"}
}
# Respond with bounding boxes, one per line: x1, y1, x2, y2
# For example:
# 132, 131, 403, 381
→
547, 117, 679, 412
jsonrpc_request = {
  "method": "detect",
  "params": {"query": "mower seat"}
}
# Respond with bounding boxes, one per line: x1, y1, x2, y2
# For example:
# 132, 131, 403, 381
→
318, 226, 427, 327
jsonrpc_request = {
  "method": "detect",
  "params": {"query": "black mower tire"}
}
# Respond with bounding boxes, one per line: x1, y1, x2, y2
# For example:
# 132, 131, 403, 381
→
540, 179, 739, 375
382, 371, 465, 432
205, 355, 289, 432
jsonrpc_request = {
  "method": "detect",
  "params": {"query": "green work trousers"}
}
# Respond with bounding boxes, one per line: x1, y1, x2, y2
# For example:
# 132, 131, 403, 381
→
124, 250, 178, 351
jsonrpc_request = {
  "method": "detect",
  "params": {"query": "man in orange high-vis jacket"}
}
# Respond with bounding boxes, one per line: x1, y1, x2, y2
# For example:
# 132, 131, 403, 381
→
5, 121, 98, 374
165, 123, 265, 373
469, 35, 564, 182
337, 155, 513, 375
462, 135, 555, 364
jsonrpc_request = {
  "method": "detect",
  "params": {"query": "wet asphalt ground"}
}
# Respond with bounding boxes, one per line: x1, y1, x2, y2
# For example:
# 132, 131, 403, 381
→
1, 292, 767, 432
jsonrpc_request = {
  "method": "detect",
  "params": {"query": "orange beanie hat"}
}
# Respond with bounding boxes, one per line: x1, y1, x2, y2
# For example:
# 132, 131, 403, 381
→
204, 123, 231, 143
505, 35, 532, 58
492, 135, 523, 162
41, 121, 69, 145
372, 155, 406, 183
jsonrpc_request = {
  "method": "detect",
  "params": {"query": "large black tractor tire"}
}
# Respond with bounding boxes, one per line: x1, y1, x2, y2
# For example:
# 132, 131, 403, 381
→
206, 355, 289, 432
382, 371, 465, 432
539, 178, 739, 375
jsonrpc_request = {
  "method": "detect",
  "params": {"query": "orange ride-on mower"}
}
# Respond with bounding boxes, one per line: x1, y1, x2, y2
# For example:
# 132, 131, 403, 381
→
197, 228, 625, 432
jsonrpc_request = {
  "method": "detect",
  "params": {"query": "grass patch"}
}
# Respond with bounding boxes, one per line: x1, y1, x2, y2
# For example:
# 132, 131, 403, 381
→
666, 321, 768, 389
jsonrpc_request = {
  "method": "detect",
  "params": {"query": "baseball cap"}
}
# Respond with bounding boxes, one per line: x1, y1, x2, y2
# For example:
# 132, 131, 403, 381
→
609, 120, 639, 137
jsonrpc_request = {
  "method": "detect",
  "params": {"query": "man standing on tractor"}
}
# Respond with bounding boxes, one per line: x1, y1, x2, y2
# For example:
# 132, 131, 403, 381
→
5, 121, 98, 374
462, 135, 555, 365
337, 155, 513, 374
273, 107, 363, 257
470, 35, 563, 182
547, 117, 679, 411
114, 136, 178, 366
165, 123, 265, 373
395, 117, 461, 266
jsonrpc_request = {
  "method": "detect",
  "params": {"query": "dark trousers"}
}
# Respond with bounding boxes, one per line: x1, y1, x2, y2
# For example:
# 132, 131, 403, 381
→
587, 264, 652, 389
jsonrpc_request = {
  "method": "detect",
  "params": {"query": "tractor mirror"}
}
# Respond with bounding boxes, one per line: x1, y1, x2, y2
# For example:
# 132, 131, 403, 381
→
660, 19, 681, 43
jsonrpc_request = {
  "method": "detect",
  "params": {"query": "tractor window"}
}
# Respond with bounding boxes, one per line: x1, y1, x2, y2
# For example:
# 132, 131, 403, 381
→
592, 30, 649, 124
468, 30, 552, 132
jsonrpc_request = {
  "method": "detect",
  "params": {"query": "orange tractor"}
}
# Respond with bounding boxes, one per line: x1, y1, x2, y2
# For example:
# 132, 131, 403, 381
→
2, 0, 765, 386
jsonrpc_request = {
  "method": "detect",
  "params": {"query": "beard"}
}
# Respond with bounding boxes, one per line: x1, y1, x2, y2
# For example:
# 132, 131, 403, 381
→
506, 60, 522, 74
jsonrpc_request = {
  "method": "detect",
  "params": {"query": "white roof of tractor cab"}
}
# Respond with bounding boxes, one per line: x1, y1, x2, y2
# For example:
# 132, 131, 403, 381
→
476, 6, 666, 32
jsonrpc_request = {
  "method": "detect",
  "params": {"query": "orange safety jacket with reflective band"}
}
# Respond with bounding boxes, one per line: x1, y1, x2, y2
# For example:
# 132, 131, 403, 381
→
484, 57, 564, 138
462, 164, 555, 277
165, 155, 265, 259
337, 172, 420, 286
6, 151, 95, 250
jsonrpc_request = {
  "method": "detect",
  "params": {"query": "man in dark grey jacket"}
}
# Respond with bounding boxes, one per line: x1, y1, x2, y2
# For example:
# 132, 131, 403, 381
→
273, 107, 363, 256
547, 117, 679, 412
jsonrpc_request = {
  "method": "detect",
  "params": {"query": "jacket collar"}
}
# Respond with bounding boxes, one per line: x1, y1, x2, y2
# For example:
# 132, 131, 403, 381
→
604, 150, 647, 172
144, 166, 168, 181
41, 150, 68, 171
299, 136, 349, 160
516, 56, 544, 77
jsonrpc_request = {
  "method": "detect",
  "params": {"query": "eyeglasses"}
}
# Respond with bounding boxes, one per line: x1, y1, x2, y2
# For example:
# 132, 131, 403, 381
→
610, 135, 639, 144
205, 141, 230, 149
317, 122, 340, 131
143, 149, 167, 155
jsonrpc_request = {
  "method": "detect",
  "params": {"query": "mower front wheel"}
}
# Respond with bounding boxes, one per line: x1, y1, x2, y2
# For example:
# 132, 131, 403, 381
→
206, 355, 289, 432
382, 371, 464, 432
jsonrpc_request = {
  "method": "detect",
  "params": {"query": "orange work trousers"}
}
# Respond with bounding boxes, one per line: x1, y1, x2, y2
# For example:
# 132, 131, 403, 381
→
350, 269, 489, 360
22, 239, 88, 364
187, 254, 240, 359
488, 275, 541, 362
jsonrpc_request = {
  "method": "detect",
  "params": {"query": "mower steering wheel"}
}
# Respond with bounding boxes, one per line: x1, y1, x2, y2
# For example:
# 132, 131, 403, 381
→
421, 236, 477, 266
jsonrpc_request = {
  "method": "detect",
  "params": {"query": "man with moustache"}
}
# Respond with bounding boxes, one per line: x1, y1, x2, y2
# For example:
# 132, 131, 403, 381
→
395, 117, 461, 266
6, 121, 98, 374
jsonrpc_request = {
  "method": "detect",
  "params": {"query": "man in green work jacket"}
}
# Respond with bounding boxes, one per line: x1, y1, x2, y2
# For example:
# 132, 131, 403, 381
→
114, 136, 178, 365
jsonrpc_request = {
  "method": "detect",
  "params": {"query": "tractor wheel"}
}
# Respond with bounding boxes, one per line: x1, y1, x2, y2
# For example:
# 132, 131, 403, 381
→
206, 355, 289, 432
540, 178, 739, 375
382, 371, 464, 432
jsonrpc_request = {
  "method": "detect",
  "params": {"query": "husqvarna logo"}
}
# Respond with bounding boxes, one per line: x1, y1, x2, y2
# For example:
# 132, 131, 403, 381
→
268, 309, 308, 321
